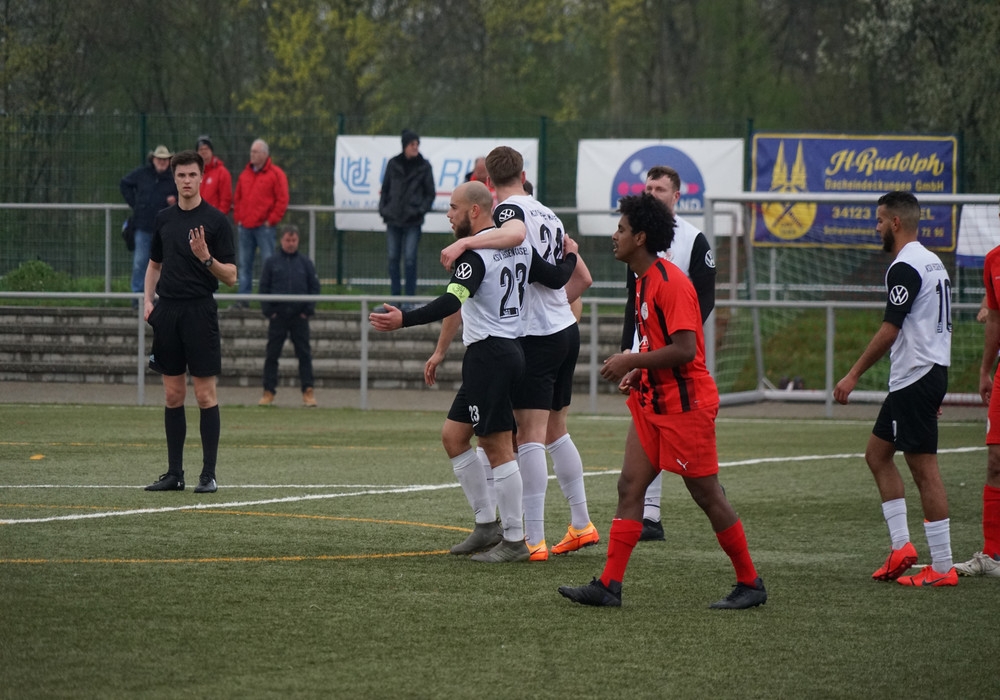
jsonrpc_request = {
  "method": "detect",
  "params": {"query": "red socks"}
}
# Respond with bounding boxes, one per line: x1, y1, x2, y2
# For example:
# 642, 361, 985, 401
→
984, 484, 1000, 558
716, 520, 758, 585
600, 518, 642, 588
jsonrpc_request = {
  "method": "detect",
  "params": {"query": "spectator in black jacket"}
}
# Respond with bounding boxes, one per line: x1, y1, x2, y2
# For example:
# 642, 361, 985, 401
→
378, 129, 435, 303
258, 224, 322, 407
120, 145, 178, 303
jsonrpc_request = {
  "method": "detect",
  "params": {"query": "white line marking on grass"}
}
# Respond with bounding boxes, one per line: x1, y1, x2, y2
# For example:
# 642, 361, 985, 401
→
719, 445, 984, 468
0, 483, 459, 525
0, 484, 422, 490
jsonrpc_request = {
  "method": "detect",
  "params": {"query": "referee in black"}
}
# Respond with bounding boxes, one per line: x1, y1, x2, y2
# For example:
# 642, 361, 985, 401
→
143, 149, 237, 493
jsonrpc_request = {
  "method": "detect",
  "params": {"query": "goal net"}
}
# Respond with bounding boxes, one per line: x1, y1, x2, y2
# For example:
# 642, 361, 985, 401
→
703, 192, 1000, 407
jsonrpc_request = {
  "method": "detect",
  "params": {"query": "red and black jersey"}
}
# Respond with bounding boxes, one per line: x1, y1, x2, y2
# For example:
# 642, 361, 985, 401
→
632, 258, 718, 415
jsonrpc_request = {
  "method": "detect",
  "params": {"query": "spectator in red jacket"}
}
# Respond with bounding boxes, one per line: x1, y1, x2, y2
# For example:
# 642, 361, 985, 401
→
196, 135, 233, 215
233, 138, 290, 307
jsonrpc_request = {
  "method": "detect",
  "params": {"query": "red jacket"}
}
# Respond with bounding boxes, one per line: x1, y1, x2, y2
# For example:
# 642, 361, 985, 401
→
200, 156, 233, 214
234, 156, 289, 228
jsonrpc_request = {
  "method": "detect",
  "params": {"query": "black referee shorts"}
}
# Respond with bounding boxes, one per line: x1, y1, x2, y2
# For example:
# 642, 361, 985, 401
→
148, 297, 222, 377
447, 336, 525, 436
512, 324, 580, 412
872, 364, 948, 454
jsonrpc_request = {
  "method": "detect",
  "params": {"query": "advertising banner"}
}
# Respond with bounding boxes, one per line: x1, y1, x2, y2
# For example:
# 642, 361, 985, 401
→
750, 133, 957, 249
575, 139, 744, 237
334, 136, 538, 233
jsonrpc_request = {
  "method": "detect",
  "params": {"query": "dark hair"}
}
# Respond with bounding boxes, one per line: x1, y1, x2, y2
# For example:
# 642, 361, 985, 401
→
617, 193, 675, 253
171, 149, 204, 174
877, 190, 920, 229
280, 223, 300, 236
645, 165, 681, 191
485, 146, 523, 187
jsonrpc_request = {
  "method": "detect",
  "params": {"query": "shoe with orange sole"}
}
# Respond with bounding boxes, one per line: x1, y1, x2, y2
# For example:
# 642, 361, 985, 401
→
527, 540, 548, 562
551, 522, 600, 556
872, 542, 918, 581
897, 565, 958, 587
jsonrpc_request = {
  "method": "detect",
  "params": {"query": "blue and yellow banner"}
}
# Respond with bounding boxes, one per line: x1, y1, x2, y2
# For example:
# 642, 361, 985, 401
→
751, 133, 957, 249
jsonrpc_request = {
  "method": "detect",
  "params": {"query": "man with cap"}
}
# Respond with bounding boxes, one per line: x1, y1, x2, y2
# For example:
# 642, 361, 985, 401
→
378, 128, 436, 302
196, 135, 233, 215
120, 145, 178, 304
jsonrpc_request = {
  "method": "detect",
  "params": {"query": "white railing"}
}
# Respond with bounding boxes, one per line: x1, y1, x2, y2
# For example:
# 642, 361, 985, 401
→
0, 290, 980, 416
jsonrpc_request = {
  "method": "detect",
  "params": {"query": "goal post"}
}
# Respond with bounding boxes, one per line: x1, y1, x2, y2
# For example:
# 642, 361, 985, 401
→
703, 192, 999, 413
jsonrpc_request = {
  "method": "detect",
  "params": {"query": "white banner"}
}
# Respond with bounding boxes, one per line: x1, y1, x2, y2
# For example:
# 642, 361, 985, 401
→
957, 203, 1000, 267
575, 139, 744, 236
334, 136, 538, 233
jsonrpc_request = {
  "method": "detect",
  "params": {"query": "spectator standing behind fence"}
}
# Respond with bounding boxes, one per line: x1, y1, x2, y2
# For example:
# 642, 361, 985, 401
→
120, 145, 177, 305
258, 224, 321, 408
233, 138, 289, 308
378, 129, 435, 304
196, 135, 232, 215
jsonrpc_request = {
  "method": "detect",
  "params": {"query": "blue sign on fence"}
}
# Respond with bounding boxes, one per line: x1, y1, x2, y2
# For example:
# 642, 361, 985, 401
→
750, 133, 958, 249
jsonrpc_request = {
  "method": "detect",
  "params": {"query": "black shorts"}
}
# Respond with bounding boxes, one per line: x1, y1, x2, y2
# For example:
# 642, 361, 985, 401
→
872, 364, 948, 454
148, 297, 222, 377
447, 336, 525, 437
511, 324, 580, 412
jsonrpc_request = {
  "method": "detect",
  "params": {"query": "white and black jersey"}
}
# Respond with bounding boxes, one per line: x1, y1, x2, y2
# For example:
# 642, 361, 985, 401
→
457, 244, 532, 345
493, 195, 576, 336
883, 241, 952, 391
621, 213, 716, 351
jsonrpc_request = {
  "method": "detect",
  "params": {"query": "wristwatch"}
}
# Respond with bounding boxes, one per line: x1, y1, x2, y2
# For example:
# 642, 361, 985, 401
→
202, 256, 214, 268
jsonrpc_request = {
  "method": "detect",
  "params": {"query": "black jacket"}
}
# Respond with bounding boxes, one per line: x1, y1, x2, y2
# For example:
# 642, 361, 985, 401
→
378, 153, 435, 227
119, 162, 177, 233
259, 249, 321, 317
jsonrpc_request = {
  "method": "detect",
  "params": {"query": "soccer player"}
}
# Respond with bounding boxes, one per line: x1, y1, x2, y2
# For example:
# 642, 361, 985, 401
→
834, 190, 957, 587
558, 192, 766, 609
143, 150, 238, 493
440, 146, 597, 563
955, 218, 1000, 577
371, 181, 578, 563
621, 165, 717, 542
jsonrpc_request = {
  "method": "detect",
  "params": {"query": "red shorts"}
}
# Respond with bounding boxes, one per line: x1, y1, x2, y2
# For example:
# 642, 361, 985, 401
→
627, 392, 719, 478
988, 367, 1000, 445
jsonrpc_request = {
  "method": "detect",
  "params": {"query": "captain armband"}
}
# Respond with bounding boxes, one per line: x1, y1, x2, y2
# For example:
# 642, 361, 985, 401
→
446, 283, 472, 304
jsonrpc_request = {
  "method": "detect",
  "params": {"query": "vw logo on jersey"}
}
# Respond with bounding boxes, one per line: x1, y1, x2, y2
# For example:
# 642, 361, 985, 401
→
610, 145, 706, 214
455, 262, 473, 280
640, 302, 649, 320
495, 206, 515, 223
889, 285, 909, 305
705, 250, 716, 269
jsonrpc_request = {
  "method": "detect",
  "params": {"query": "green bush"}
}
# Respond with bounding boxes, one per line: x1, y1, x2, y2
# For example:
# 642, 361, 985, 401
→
0, 259, 73, 291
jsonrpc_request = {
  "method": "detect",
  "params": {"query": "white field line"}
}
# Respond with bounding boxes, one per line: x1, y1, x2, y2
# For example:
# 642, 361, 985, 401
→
0, 446, 984, 525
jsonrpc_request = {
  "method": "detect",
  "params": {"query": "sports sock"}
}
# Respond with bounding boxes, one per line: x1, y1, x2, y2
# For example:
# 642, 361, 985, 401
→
881, 498, 910, 549
492, 460, 524, 542
199, 404, 220, 480
983, 484, 1000, 558
600, 518, 642, 588
164, 406, 186, 476
518, 442, 548, 546
716, 519, 758, 585
476, 447, 497, 519
547, 433, 591, 530
450, 449, 493, 524
924, 518, 953, 573
642, 472, 664, 523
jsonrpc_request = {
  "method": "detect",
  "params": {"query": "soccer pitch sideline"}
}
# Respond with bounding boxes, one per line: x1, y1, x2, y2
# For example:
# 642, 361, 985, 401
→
1, 403, 996, 700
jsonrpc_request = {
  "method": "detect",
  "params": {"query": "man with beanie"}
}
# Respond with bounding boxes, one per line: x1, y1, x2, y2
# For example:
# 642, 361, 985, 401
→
378, 129, 436, 302
196, 135, 233, 215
